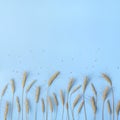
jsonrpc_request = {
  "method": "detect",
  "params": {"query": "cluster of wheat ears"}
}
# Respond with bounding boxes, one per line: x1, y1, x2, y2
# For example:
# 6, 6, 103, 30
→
1, 71, 120, 120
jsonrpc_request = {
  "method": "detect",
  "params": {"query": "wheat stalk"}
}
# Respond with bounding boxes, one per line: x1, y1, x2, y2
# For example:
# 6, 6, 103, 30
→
77, 101, 84, 120
25, 98, 29, 120
53, 93, 58, 120
22, 72, 27, 120
4, 102, 9, 120
35, 86, 40, 120
72, 94, 81, 120
102, 73, 114, 120
46, 71, 60, 120
91, 97, 97, 120
82, 76, 89, 120
116, 101, 120, 120
10, 79, 15, 120
102, 86, 110, 120
16, 97, 21, 120
60, 90, 64, 120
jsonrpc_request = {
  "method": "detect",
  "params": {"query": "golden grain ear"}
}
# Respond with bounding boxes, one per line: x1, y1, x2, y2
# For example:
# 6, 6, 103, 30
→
78, 101, 84, 114
53, 93, 58, 106
26, 80, 36, 93
82, 76, 89, 93
35, 86, 40, 103
22, 72, 27, 88
91, 83, 97, 96
1, 84, 8, 98
4, 102, 9, 120
72, 94, 81, 109
107, 100, 112, 114
41, 98, 45, 113
16, 97, 21, 113
102, 87, 109, 101
10, 79, 15, 94
91, 97, 97, 114
67, 78, 75, 93
60, 90, 64, 106
47, 96, 53, 112
102, 73, 112, 86
48, 71, 60, 86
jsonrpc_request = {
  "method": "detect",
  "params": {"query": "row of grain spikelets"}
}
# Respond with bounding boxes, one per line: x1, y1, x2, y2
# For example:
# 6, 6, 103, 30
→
1, 71, 120, 120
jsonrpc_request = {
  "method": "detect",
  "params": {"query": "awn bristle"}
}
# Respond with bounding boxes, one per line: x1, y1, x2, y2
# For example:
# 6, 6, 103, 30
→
26, 80, 36, 93
60, 90, 64, 106
4, 102, 9, 120
35, 86, 40, 103
78, 101, 84, 114
67, 78, 75, 93
53, 93, 58, 106
16, 97, 21, 113
82, 76, 88, 93
91, 83, 97, 96
41, 98, 45, 113
22, 72, 27, 88
91, 97, 97, 114
25, 98, 29, 113
73, 94, 81, 109
48, 71, 60, 86
116, 101, 120, 116
47, 96, 53, 112
71, 85, 81, 95
10, 79, 15, 94
107, 100, 112, 114
102, 73, 112, 86
102, 87, 109, 101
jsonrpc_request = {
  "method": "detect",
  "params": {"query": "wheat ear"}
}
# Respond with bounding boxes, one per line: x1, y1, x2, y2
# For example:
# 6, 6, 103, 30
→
60, 90, 64, 120
102, 73, 114, 120
102, 87, 110, 120
10, 79, 15, 120
25, 98, 29, 120
91, 97, 97, 120
22, 72, 27, 120
107, 100, 112, 120
16, 97, 21, 120
41, 98, 45, 120
48, 71, 60, 87
35, 86, 40, 120
116, 101, 120, 120
53, 93, 58, 120
26, 80, 36, 94
4, 102, 9, 120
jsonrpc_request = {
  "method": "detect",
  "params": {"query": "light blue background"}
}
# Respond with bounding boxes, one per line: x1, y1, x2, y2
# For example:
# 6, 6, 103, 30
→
0, 0, 120, 120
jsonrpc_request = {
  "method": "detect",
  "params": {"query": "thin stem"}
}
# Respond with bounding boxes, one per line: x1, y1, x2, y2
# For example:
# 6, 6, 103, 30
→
35, 103, 38, 120
69, 93, 73, 118
50, 112, 52, 120
83, 95, 87, 120
72, 108, 75, 120
11, 94, 14, 120
111, 88, 114, 120
94, 114, 96, 120
117, 115, 118, 120
17, 113, 20, 120
102, 101, 105, 120
62, 106, 64, 120
55, 106, 58, 120
42, 113, 45, 120
22, 88, 24, 120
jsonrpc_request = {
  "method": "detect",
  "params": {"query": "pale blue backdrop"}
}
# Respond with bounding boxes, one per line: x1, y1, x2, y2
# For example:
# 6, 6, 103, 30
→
0, 0, 120, 120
